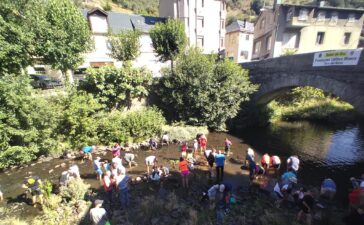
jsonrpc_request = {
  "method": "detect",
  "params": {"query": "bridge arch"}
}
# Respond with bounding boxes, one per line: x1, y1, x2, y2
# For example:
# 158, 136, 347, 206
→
241, 51, 364, 114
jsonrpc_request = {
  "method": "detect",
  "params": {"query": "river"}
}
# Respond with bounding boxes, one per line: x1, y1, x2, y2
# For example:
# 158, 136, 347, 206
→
1, 119, 363, 218
234, 119, 364, 206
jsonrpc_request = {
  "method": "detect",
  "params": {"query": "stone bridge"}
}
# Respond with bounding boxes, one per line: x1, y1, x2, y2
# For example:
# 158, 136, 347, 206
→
240, 50, 364, 114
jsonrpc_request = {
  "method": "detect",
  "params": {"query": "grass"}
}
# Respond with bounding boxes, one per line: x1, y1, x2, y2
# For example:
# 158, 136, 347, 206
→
268, 98, 356, 123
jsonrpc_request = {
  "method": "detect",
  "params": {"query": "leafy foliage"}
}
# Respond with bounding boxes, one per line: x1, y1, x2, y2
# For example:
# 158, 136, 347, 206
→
0, 0, 92, 76
32, 0, 92, 73
97, 108, 166, 144
0, 0, 36, 74
59, 90, 102, 149
154, 48, 257, 130
60, 178, 90, 201
0, 75, 61, 168
80, 65, 152, 110
109, 30, 141, 62
112, 0, 159, 16
150, 19, 187, 64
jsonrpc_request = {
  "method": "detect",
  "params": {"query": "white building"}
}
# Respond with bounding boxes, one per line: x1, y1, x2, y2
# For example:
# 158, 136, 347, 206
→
225, 20, 254, 63
159, 0, 227, 54
74, 8, 168, 78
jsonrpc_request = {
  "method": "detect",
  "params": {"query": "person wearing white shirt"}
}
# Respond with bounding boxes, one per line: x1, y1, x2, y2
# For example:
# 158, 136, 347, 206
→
145, 155, 157, 175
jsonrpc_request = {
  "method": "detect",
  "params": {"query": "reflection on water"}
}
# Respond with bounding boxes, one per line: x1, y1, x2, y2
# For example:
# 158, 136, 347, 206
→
236, 120, 364, 205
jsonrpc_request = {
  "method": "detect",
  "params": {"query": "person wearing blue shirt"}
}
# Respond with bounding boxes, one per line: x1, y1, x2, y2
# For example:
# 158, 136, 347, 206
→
320, 178, 336, 200
215, 151, 226, 182
80, 145, 94, 161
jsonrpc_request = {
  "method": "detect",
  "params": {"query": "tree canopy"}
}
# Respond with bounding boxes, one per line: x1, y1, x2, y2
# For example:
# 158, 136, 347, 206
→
0, 0, 92, 76
109, 30, 141, 62
150, 19, 187, 65
154, 48, 258, 131
80, 65, 152, 110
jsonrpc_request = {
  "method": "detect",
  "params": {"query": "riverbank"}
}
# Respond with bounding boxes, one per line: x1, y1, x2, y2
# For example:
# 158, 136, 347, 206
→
0, 132, 353, 225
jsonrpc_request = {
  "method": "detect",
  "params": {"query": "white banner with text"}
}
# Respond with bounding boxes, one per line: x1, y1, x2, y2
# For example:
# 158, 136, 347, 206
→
312, 49, 362, 67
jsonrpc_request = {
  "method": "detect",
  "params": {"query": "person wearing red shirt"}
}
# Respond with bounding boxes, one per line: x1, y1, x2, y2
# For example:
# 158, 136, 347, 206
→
179, 157, 189, 188
261, 153, 270, 170
199, 134, 207, 152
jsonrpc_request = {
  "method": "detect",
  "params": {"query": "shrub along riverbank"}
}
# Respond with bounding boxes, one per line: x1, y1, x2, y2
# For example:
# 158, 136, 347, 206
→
266, 87, 357, 124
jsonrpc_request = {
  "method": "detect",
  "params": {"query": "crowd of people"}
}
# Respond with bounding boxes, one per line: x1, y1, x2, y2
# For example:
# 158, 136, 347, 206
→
2, 132, 363, 225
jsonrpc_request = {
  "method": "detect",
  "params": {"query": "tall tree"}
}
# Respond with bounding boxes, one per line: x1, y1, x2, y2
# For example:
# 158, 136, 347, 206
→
0, 0, 36, 74
108, 30, 141, 62
0, 0, 92, 79
149, 19, 187, 70
32, 0, 92, 80
155, 48, 258, 131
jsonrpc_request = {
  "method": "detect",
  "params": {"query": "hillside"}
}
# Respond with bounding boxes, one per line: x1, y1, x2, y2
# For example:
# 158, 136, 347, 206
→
75, 0, 364, 24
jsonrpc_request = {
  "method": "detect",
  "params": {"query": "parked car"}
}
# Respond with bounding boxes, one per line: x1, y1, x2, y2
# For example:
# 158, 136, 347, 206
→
29, 74, 63, 89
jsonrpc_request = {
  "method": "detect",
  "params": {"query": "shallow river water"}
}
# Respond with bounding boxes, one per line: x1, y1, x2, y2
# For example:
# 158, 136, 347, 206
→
1, 119, 364, 218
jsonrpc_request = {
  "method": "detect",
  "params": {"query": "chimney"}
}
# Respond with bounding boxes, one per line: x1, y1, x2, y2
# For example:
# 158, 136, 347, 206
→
243, 19, 247, 28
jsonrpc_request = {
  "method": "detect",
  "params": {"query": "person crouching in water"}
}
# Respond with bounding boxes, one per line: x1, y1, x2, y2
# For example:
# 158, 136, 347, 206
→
23, 176, 43, 207
261, 153, 270, 170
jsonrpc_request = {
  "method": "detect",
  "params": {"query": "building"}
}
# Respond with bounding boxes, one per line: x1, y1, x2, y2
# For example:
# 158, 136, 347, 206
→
77, 8, 167, 77
252, 1, 364, 60
225, 20, 254, 63
159, 0, 227, 54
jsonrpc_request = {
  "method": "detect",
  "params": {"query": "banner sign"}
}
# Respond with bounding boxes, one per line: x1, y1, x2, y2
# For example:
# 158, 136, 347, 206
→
312, 49, 362, 67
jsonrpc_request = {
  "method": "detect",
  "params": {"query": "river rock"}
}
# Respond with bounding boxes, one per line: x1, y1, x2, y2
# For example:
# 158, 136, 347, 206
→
60, 163, 66, 168
151, 218, 159, 225
55, 164, 60, 168
30, 163, 36, 167
49, 169, 54, 174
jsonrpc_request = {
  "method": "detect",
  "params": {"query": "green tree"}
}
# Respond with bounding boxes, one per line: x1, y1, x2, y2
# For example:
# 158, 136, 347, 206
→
59, 90, 102, 149
155, 48, 257, 130
0, 0, 36, 74
0, 74, 61, 168
31, 0, 92, 80
80, 65, 152, 110
109, 30, 141, 62
150, 19, 187, 70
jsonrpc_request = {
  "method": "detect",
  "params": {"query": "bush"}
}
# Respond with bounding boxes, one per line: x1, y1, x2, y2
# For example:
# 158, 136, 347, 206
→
162, 124, 208, 142
60, 178, 90, 202
0, 75, 61, 169
59, 90, 102, 149
97, 107, 166, 144
80, 65, 152, 110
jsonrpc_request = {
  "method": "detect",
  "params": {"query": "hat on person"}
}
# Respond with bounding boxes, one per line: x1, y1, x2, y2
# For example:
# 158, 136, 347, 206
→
94, 199, 103, 206
291, 164, 299, 171
247, 148, 254, 155
219, 184, 225, 192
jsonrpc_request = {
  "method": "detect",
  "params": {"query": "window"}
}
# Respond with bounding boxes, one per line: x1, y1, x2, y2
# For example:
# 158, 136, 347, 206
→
254, 41, 261, 54
222, 2, 225, 10
330, 12, 338, 24
317, 11, 326, 22
197, 17, 204, 30
220, 38, 224, 48
343, 32, 351, 44
246, 35, 249, 41
228, 56, 234, 61
240, 51, 248, 59
348, 13, 356, 22
298, 9, 309, 21
197, 36, 204, 48
34, 66, 46, 75
201, 0, 204, 7
260, 18, 265, 29
221, 19, 225, 29
316, 32, 325, 45
266, 35, 272, 51
286, 8, 293, 21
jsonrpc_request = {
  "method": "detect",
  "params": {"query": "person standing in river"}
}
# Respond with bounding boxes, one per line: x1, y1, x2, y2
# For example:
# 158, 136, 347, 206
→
215, 150, 226, 182
287, 155, 300, 174
199, 134, 207, 153
179, 157, 189, 189
224, 138, 232, 156
22, 176, 43, 207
